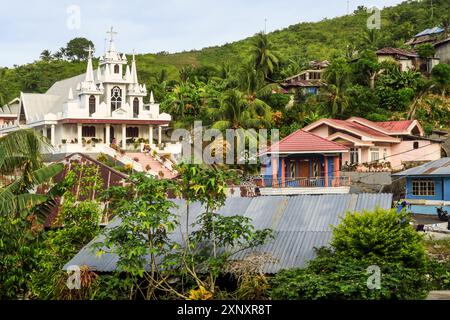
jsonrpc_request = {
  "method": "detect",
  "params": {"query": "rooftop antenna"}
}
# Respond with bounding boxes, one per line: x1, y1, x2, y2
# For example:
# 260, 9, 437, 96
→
264, 18, 267, 34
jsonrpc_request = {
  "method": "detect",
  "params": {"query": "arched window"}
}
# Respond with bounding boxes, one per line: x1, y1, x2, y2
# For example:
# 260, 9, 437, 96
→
82, 126, 96, 138
114, 64, 120, 74
111, 86, 122, 113
133, 98, 139, 118
89, 95, 96, 117
126, 127, 139, 138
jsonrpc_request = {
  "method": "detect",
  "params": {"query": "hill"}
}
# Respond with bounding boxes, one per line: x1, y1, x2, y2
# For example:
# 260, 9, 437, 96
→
1, 0, 449, 104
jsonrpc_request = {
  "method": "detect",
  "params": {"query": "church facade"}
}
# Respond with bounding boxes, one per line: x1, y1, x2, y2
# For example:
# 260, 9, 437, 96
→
0, 29, 174, 157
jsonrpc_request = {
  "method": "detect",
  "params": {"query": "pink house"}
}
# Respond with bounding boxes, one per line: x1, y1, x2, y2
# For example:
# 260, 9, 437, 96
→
303, 117, 442, 171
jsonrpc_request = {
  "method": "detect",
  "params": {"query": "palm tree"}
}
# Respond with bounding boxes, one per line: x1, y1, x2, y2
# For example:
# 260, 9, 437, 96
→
321, 57, 351, 117
250, 32, 279, 80
208, 89, 272, 131
40, 50, 52, 62
206, 89, 273, 165
0, 130, 63, 217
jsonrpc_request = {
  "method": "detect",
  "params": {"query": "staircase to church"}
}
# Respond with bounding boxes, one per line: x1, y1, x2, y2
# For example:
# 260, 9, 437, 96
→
125, 152, 176, 179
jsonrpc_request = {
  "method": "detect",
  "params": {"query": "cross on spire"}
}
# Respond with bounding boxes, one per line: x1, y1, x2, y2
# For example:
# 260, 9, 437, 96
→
107, 26, 118, 43
87, 45, 94, 58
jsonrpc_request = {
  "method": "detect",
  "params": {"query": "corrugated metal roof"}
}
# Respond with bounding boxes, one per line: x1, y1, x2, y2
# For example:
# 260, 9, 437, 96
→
392, 158, 450, 177
415, 27, 444, 38
63, 193, 393, 274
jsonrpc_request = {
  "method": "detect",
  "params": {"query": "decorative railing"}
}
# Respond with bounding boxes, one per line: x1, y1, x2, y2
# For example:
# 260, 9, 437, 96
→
255, 176, 351, 188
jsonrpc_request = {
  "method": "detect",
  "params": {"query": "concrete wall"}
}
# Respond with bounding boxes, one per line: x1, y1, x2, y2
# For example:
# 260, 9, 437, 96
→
436, 43, 450, 64
308, 124, 329, 138
341, 172, 392, 186
390, 140, 442, 169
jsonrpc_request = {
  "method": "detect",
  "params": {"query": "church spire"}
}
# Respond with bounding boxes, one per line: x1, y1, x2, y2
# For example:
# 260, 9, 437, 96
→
85, 46, 95, 82
130, 50, 138, 84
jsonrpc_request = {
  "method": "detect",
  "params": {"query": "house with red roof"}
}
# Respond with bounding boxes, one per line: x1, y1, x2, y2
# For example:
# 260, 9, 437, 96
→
303, 117, 442, 171
258, 130, 350, 195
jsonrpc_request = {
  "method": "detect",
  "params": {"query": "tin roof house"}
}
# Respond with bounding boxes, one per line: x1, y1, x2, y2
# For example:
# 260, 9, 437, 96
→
393, 158, 450, 217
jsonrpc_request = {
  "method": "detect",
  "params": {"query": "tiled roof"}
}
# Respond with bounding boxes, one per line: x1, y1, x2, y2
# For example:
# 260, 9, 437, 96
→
328, 119, 396, 140
263, 130, 348, 154
376, 47, 418, 58
376, 120, 414, 133
281, 79, 323, 88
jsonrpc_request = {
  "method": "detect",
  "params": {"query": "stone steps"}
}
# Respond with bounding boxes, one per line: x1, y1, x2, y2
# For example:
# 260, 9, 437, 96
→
126, 152, 176, 179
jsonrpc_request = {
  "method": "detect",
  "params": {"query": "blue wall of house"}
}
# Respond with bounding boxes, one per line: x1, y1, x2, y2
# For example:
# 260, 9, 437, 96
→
406, 177, 444, 201
444, 178, 450, 201
404, 176, 450, 216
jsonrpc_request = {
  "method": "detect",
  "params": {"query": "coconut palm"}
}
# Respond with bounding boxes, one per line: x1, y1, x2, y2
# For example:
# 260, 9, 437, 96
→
208, 89, 272, 131
250, 32, 279, 80
0, 130, 63, 217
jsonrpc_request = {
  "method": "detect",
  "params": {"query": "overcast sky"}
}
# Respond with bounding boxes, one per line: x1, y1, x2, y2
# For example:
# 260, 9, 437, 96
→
0, 0, 405, 67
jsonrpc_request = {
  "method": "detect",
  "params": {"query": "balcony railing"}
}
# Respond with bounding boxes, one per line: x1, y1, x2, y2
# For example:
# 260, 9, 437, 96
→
256, 176, 351, 188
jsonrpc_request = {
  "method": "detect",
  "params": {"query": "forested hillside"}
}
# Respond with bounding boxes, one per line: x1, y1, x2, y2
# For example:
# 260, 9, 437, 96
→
0, 0, 449, 135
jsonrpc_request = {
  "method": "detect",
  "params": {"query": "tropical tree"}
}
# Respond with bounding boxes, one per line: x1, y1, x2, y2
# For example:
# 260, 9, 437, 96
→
250, 32, 279, 80
40, 50, 53, 62
64, 38, 94, 61
0, 130, 63, 217
207, 89, 272, 131
431, 63, 450, 97
321, 57, 352, 117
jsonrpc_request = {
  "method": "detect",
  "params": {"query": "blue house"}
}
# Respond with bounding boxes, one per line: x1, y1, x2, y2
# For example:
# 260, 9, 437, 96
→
393, 158, 450, 216
257, 129, 350, 195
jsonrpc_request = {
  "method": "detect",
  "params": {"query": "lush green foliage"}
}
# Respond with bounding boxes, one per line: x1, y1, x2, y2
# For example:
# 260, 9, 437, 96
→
94, 165, 272, 300
30, 164, 103, 300
270, 209, 430, 300
2, 1, 449, 136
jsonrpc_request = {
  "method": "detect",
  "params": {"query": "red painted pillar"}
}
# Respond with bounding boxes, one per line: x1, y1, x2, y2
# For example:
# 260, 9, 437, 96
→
281, 158, 286, 188
272, 157, 278, 187
334, 156, 340, 187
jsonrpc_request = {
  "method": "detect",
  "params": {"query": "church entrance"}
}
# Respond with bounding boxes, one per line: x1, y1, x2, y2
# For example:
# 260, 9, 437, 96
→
104, 126, 115, 144
110, 126, 115, 143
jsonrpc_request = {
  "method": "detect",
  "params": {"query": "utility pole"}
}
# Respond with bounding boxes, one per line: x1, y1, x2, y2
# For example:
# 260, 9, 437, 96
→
347, 0, 350, 15
264, 18, 267, 34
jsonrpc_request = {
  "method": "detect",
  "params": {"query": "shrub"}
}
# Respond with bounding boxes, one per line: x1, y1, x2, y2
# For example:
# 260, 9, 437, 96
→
331, 208, 427, 268
270, 208, 429, 300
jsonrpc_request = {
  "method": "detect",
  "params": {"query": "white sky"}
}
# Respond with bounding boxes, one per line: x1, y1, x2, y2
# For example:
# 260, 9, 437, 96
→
0, 0, 405, 67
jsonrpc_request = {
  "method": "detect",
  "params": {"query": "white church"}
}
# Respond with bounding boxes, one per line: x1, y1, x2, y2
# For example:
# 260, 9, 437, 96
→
0, 28, 181, 178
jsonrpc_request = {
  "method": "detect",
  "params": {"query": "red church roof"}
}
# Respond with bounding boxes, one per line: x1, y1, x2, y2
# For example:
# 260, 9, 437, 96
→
261, 130, 348, 155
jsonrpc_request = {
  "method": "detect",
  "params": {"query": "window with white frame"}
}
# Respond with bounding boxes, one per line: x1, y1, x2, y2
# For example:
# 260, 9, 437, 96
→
370, 148, 380, 162
383, 148, 388, 161
412, 180, 435, 196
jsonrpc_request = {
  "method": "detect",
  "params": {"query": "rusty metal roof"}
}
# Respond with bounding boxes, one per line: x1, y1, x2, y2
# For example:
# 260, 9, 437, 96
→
64, 193, 393, 274
393, 158, 450, 177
